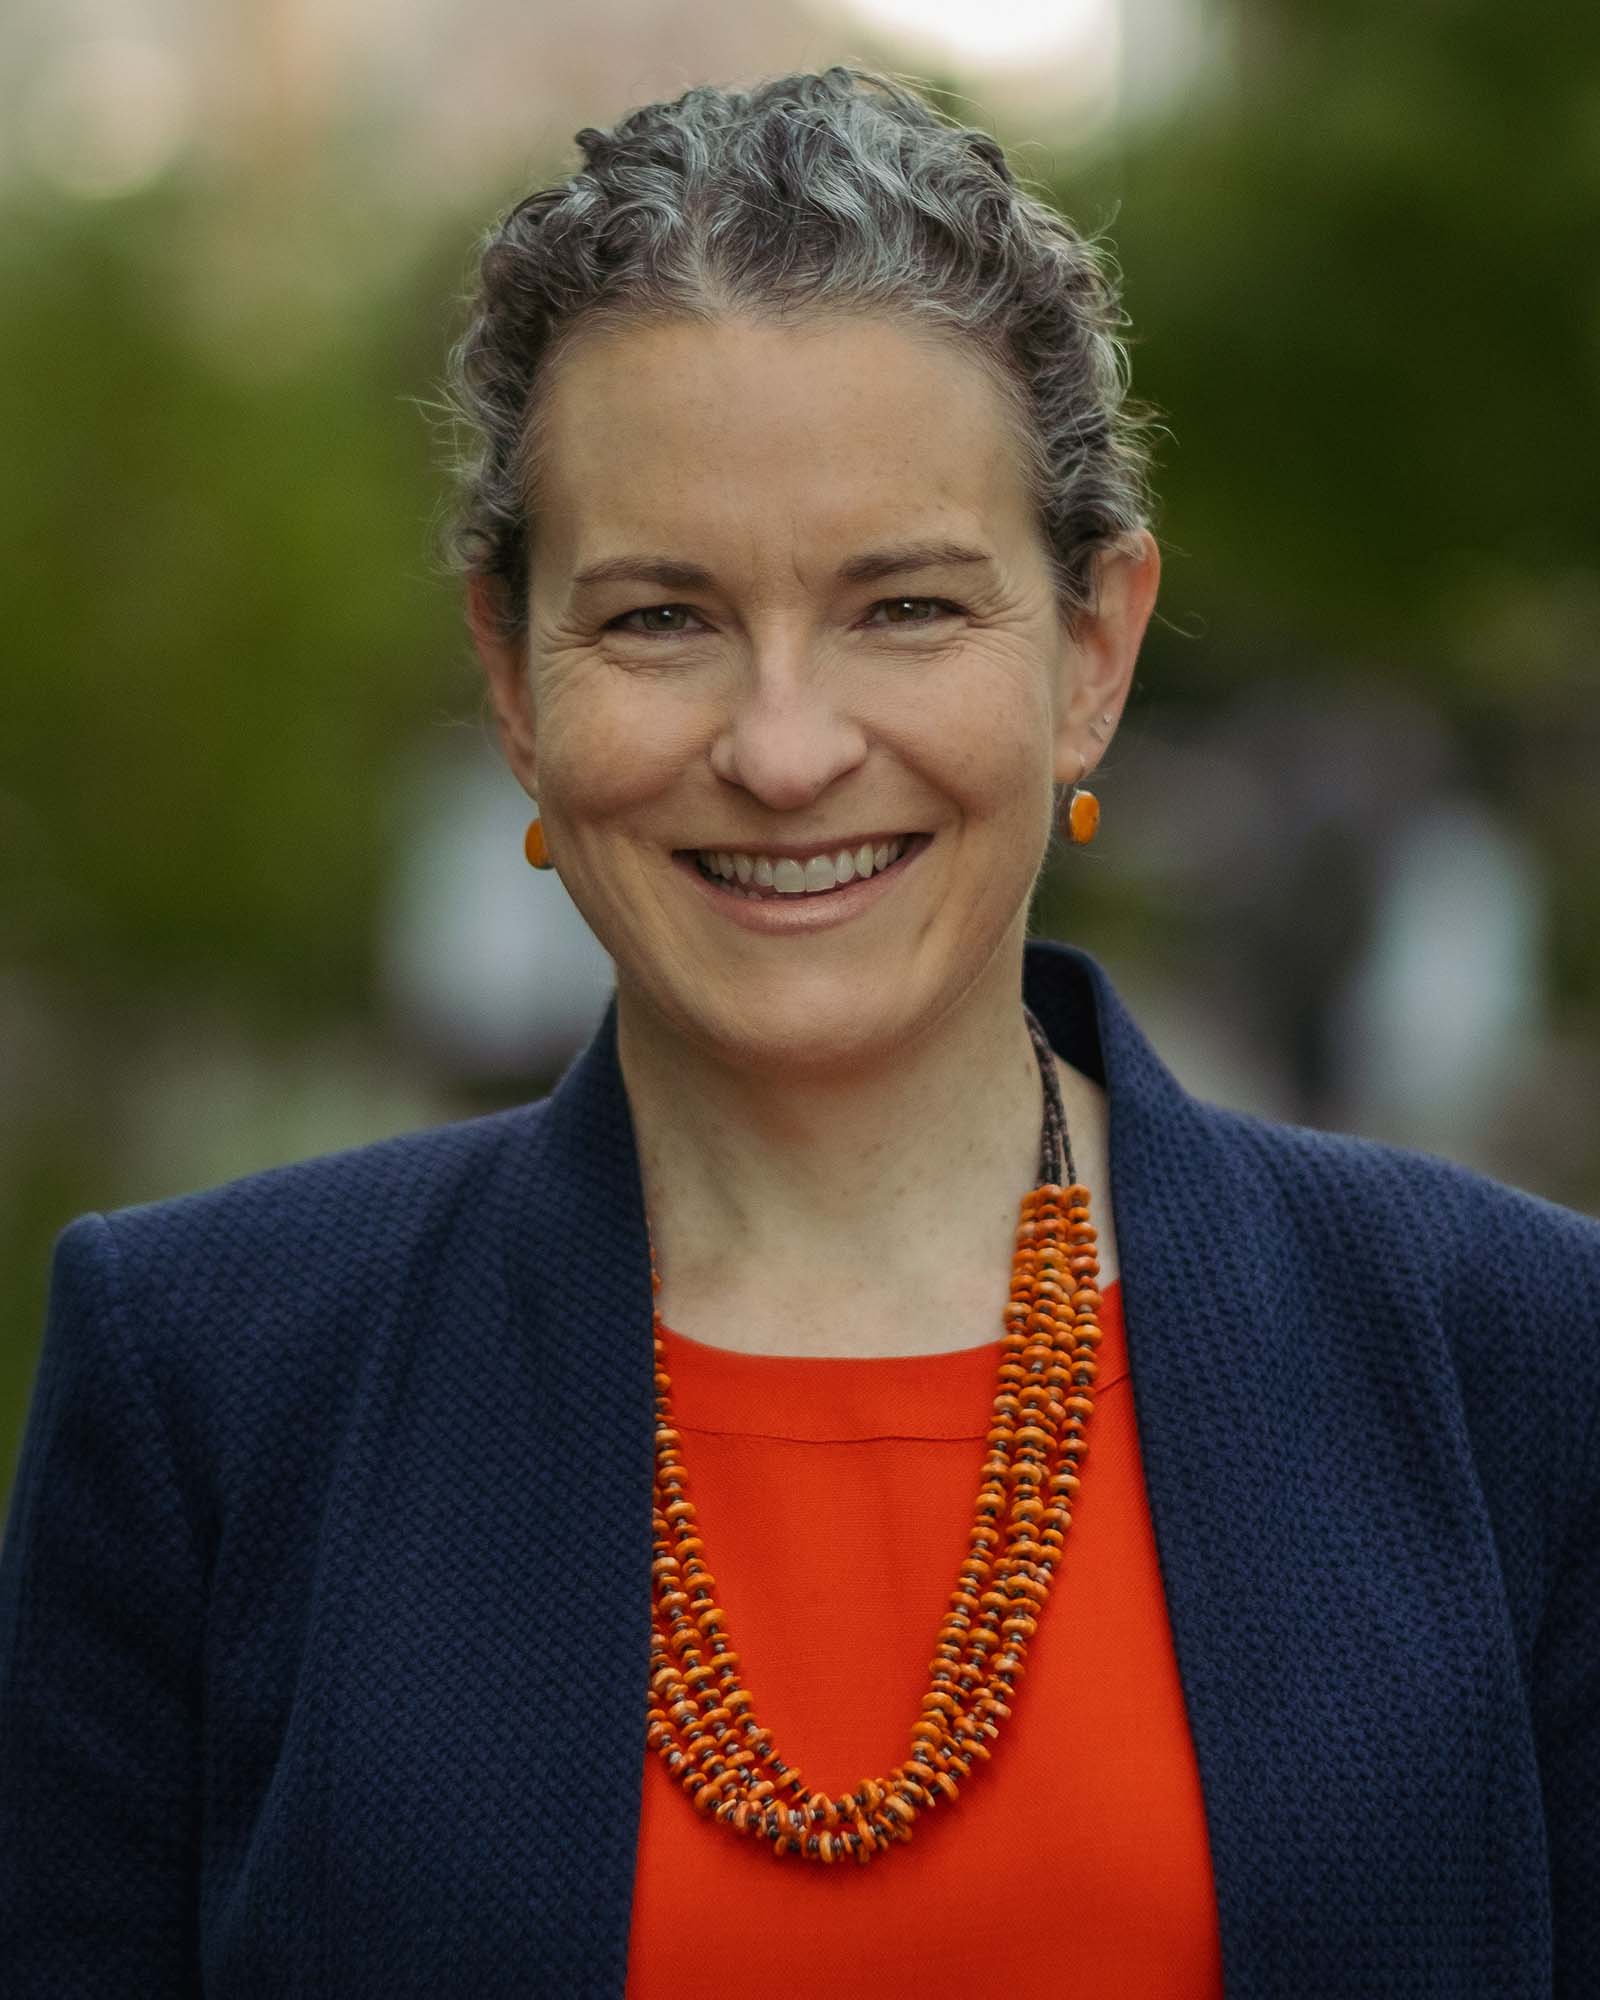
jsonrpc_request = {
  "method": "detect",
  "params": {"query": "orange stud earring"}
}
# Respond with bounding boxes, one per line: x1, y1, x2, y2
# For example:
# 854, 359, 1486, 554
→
524, 816, 554, 870
1058, 748, 1101, 847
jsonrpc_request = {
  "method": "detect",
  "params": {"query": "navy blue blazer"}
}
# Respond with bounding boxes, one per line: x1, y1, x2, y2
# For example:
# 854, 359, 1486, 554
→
3, 940, 1598, 1996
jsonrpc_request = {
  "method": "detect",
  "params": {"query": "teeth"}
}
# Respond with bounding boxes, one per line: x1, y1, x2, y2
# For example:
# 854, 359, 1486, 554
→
694, 837, 910, 895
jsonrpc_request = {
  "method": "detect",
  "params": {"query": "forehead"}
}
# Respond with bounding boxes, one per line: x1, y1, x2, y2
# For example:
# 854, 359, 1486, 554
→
530, 314, 1037, 582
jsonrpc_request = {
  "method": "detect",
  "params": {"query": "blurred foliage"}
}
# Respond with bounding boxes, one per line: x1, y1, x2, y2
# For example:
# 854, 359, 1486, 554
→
4, 0, 1599, 1490
0, 184, 471, 1027
1066, 0, 1600, 1018
0, 178, 488, 1473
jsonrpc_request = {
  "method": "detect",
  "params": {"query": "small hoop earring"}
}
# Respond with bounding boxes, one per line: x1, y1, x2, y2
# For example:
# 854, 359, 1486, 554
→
524, 816, 554, 870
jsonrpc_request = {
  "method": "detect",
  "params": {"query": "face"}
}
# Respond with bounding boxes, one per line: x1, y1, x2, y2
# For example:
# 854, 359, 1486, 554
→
473, 313, 1158, 1076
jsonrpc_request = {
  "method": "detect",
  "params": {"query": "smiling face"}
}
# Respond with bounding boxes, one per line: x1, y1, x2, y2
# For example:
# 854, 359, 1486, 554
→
472, 312, 1157, 1077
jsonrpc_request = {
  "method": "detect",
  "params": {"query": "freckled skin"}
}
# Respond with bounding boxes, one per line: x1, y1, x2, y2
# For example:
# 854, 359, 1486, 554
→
472, 313, 1159, 1085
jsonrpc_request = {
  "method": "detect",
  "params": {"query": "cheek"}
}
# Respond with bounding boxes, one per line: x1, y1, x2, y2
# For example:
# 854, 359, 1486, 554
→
535, 661, 702, 820
903, 662, 1053, 817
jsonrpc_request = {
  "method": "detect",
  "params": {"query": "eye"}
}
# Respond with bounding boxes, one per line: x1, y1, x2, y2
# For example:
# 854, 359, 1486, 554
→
864, 596, 964, 628
604, 595, 966, 640
606, 603, 706, 638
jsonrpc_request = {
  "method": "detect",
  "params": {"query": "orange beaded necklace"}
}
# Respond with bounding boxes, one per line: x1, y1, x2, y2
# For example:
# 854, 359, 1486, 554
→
644, 1007, 1104, 1865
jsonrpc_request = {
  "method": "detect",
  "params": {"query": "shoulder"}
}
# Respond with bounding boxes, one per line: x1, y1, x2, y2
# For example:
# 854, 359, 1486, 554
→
1189, 1096, 1600, 1550
87, 1098, 547, 1295
44, 1100, 551, 1480
1195, 1094, 1600, 1304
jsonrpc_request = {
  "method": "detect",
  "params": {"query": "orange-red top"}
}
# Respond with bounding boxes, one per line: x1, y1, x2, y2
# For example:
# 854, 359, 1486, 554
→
626, 1277, 1225, 1998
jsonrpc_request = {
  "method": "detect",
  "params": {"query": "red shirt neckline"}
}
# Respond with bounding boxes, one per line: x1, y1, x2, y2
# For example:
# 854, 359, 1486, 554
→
657, 1275, 1126, 1444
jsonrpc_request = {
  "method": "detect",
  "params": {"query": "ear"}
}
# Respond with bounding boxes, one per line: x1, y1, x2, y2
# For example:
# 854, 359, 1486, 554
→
466, 573, 539, 796
1050, 529, 1161, 788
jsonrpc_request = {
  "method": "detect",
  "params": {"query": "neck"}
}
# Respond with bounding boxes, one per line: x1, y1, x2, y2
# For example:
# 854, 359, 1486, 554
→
616, 940, 1055, 1333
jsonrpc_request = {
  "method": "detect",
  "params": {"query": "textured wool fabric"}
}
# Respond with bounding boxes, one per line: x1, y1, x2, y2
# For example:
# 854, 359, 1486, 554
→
628, 1281, 1225, 1997
1, 939, 1598, 1997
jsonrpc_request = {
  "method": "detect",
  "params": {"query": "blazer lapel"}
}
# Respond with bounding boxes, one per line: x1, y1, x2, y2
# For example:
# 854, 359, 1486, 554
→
498, 999, 661, 1985
1027, 939, 1543, 1996
291, 1002, 660, 1996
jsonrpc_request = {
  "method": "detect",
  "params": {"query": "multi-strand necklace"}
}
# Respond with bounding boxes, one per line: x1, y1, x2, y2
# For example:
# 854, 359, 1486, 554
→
644, 1006, 1103, 1865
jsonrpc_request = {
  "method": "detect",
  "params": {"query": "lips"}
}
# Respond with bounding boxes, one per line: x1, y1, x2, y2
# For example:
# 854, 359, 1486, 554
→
670, 833, 931, 929
688, 835, 913, 899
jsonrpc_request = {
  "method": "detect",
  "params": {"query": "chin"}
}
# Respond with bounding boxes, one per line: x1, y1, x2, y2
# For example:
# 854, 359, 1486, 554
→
616, 957, 885, 1075
657, 936, 1010, 1081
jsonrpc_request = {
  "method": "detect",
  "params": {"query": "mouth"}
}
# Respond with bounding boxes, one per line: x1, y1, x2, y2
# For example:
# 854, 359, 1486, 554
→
673, 833, 929, 900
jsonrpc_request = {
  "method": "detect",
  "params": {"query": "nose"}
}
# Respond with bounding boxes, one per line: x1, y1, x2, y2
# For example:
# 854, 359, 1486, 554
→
707, 644, 869, 810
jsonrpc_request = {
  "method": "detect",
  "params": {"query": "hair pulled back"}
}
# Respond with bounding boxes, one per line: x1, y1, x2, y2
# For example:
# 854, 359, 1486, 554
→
444, 65, 1156, 640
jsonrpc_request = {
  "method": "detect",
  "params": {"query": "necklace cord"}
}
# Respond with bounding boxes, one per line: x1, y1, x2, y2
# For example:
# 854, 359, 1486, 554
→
1023, 1004, 1073, 1187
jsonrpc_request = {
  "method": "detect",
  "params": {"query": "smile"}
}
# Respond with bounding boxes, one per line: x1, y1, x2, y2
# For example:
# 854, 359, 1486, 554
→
690, 835, 912, 900
670, 832, 930, 930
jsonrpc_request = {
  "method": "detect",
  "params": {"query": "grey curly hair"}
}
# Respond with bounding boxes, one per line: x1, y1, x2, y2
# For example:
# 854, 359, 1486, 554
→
444, 65, 1157, 643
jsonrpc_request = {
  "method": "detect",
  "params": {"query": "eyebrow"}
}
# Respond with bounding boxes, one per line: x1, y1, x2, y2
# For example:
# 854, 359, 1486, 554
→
568, 540, 997, 594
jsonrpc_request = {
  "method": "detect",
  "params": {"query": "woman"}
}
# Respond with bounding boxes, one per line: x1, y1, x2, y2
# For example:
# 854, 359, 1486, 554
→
2, 66, 1595, 1999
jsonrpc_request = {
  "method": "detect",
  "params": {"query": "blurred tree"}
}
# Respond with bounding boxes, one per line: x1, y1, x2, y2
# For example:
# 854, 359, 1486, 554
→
1106, 0, 1599, 686
1043, 0, 1600, 1022
0, 179, 484, 1481
0, 184, 468, 1029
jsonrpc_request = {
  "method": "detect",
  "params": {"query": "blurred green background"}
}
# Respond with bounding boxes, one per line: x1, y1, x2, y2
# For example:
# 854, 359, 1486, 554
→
4, 0, 1598, 1498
